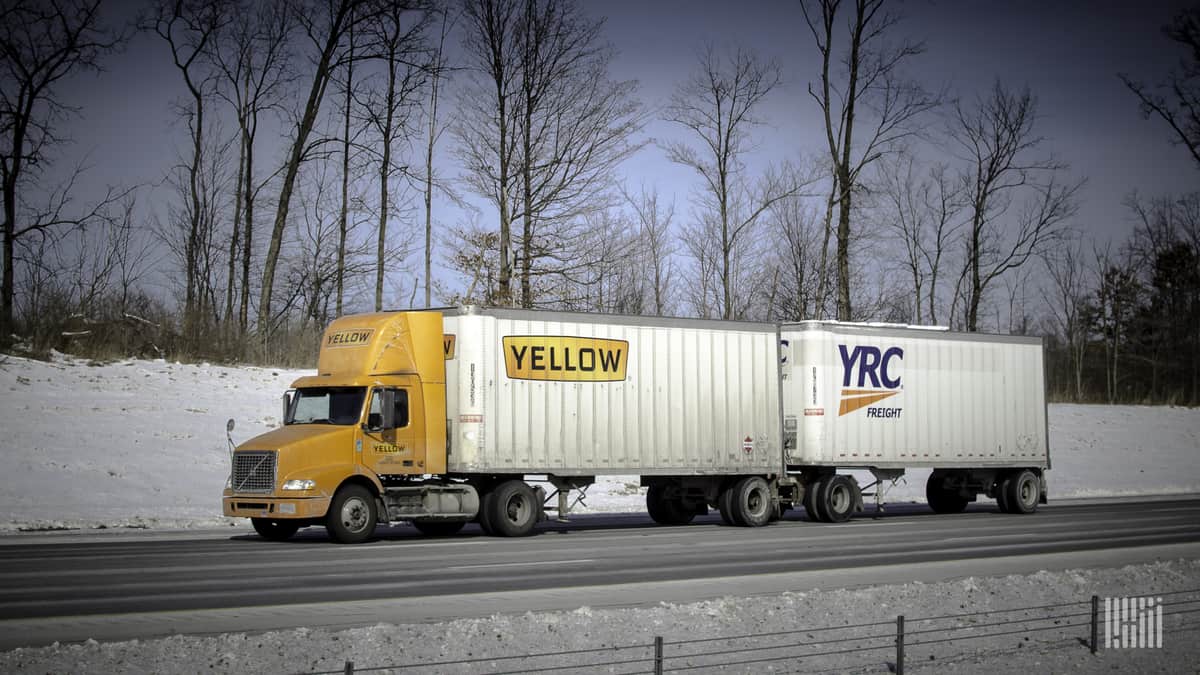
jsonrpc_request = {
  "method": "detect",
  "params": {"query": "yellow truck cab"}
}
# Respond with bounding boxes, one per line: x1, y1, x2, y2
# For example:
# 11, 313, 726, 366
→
223, 312, 460, 543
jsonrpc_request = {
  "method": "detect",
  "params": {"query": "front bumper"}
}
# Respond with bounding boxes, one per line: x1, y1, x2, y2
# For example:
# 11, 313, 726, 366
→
223, 495, 331, 520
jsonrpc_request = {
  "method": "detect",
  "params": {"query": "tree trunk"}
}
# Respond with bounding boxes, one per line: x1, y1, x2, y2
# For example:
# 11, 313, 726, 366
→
338, 24, 353, 317
259, 0, 353, 335
240, 119, 255, 332
227, 128, 247, 328
423, 32, 439, 308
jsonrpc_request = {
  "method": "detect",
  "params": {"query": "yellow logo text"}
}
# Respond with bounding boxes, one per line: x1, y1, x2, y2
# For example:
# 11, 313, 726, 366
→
326, 328, 375, 348
502, 336, 628, 382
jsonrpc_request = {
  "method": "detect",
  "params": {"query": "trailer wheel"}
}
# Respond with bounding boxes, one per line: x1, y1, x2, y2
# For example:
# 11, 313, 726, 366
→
412, 520, 467, 537
1006, 470, 1040, 514
994, 473, 1013, 513
325, 484, 377, 544
647, 485, 697, 525
819, 474, 860, 523
717, 485, 740, 526
802, 477, 824, 522
926, 471, 969, 514
252, 518, 301, 541
729, 477, 772, 527
483, 480, 540, 537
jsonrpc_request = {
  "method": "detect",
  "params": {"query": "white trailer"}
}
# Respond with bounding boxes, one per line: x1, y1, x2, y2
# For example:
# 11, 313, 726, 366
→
437, 308, 1048, 528
780, 321, 1049, 521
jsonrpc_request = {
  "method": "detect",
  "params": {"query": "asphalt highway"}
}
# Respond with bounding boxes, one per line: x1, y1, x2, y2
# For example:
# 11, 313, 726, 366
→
1, 497, 1198, 648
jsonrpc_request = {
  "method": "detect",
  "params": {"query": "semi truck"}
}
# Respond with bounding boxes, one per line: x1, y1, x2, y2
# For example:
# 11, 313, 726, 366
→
222, 307, 1049, 543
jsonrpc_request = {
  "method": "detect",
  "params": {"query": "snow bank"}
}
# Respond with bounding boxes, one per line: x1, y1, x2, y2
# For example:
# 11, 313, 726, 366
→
1, 559, 1197, 674
0, 353, 1197, 530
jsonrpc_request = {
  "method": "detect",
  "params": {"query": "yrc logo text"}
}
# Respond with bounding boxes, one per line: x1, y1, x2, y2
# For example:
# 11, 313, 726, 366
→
838, 345, 904, 417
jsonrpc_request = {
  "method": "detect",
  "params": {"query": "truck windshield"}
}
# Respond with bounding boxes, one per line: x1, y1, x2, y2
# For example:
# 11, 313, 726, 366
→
287, 387, 366, 425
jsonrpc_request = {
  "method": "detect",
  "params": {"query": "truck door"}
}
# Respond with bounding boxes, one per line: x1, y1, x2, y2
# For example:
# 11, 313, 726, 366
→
362, 386, 423, 476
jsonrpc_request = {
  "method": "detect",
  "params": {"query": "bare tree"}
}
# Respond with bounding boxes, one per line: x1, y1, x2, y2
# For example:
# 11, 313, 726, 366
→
0, 0, 126, 344
876, 153, 963, 324
422, 6, 456, 308
154, 0, 229, 338
766, 189, 824, 321
454, 0, 521, 305
259, 0, 376, 335
359, 0, 430, 311
622, 184, 675, 316
1090, 243, 1140, 403
210, 0, 293, 331
1120, 7, 1200, 169
455, 0, 643, 309
665, 45, 806, 320
510, 0, 644, 308
801, 0, 937, 320
952, 81, 1082, 331
442, 215, 500, 305
1042, 234, 1091, 400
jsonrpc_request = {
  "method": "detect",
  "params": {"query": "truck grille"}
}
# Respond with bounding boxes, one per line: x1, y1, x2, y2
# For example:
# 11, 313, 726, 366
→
231, 450, 276, 493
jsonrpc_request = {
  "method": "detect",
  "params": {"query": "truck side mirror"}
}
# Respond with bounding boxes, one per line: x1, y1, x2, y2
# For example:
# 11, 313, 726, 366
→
379, 389, 396, 430
282, 391, 295, 425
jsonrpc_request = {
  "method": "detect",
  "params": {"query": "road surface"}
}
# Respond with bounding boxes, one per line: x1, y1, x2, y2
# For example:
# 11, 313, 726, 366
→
1, 497, 1198, 649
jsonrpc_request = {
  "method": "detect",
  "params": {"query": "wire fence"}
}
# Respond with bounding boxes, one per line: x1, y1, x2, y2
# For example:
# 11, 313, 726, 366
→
303, 588, 1200, 675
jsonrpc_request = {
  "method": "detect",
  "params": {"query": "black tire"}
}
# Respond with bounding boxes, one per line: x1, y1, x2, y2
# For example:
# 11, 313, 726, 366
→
729, 476, 773, 527
717, 485, 740, 525
818, 474, 860, 523
646, 485, 696, 525
769, 501, 787, 522
252, 518, 301, 541
926, 471, 969, 514
412, 520, 467, 536
995, 473, 1013, 513
1006, 470, 1040, 514
483, 480, 540, 537
475, 484, 497, 535
803, 477, 824, 522
325, 484, 377, 544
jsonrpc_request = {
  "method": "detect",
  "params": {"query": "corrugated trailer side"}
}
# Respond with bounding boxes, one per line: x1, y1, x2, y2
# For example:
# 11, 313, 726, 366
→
782, 321, 1049, 470
443, 307, 782, 476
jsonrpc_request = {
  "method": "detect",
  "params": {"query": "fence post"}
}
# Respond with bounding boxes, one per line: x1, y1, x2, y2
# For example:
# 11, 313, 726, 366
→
654, 635, 664, 675
896, 615, 905, 675
343, 660, 354, 675
1091, 595, 1100, 654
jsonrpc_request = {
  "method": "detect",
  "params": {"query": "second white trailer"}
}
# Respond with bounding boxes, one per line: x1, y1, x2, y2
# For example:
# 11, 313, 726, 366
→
779, 320, 1049, 520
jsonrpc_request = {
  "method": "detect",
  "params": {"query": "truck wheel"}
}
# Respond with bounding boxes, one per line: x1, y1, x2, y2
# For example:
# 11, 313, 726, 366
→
325, 484, 377, 544
819, 474, 859, 523
252, 518, 301, 541
484, 480, 540, 537
413, 520, 467, 537
926, 471, 969, 514
717, 485, 740, 526
730, 477, 772, 527
802, 477, 824, 522
994, 473, 1013, 513
1006, 470, 1040, 514
647, 484, 696, 525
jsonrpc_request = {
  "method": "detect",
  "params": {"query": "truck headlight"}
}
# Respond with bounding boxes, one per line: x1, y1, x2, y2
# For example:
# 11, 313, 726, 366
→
282, 479, 316, 491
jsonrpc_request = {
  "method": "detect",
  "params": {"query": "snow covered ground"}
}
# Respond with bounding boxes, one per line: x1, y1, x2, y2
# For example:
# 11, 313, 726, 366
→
1, 353, 1198, 672
0, 352, 1198, 531
1, 559, 1197, 674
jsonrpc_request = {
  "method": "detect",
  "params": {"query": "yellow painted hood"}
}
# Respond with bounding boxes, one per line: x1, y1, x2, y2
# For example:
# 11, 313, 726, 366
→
237, 424, 351, 452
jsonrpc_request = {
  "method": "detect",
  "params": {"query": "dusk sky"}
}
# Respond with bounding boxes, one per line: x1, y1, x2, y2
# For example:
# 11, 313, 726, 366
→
54, 0, 1200, 300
